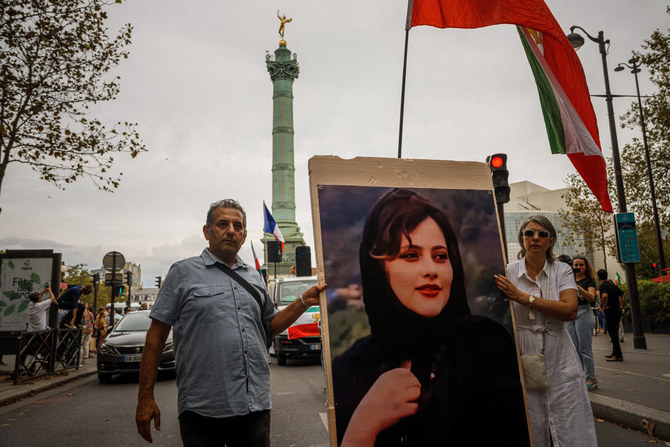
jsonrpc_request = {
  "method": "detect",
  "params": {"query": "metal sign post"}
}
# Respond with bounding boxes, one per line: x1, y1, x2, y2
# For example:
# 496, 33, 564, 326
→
102, 251, 125, 328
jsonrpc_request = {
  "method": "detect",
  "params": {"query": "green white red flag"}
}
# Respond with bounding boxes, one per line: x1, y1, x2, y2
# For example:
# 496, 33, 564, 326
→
251, 241, 262, 274
407, 0, 613, 212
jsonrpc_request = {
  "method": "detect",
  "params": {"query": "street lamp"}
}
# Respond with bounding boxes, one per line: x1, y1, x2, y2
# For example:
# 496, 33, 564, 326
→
614, 57, 666, 272
567, 25, 647, 349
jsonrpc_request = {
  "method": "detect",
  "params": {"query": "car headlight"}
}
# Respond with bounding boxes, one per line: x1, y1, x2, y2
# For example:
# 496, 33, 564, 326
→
162, 342, 174, 352
99, 344, 115, 355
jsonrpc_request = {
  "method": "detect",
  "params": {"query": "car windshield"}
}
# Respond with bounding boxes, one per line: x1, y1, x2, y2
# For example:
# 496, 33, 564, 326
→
113, 312, 151, 332
278, 280, 316, 305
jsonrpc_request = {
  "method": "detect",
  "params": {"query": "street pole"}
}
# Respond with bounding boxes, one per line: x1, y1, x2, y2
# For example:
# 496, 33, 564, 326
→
615, 58, 666, 271
568, 26, 646, 349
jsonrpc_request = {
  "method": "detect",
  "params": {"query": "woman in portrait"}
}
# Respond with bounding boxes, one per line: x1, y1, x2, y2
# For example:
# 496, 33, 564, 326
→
494, 216, 597, 447
332, 188, 529, 447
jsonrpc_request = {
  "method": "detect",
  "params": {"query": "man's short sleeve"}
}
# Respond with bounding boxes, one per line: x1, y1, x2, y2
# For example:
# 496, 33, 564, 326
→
149, 263, 183, 326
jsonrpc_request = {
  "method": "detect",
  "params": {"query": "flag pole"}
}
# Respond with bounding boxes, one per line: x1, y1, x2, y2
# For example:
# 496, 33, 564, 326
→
398, 0, 414, 159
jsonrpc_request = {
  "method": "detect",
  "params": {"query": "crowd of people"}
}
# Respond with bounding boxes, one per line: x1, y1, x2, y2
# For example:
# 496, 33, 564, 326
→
23, 281, 153, 366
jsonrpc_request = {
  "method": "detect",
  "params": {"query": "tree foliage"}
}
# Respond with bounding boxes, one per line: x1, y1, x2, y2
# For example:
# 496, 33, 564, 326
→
559, 170, 615, 269
60, 262, 122, 309
0, 0, 146, 204
618, 8, 670, 227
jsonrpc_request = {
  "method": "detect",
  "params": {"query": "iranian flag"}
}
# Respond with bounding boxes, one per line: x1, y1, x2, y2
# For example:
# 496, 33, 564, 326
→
408, 0, 613, 212
251, 241, 262, 274
287, 310, 320, 340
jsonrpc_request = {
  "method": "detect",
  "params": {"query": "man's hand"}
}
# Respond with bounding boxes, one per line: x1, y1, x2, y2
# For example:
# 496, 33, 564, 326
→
136, 319, 171, 443
136, 396, 161, 443
301, 283, 327, 307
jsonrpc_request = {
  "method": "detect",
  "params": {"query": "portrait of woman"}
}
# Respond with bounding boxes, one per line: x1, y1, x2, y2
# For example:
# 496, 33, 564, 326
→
326, 188, 529, 446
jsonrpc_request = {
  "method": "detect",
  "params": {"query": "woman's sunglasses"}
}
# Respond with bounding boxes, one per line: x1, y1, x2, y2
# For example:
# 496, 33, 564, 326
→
522, 229, 551, 239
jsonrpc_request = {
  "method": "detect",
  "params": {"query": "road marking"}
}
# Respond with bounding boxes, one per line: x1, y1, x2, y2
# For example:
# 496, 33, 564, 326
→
320, 412, 328, 431
597, 365, 669, 381
275, 392, 295, 395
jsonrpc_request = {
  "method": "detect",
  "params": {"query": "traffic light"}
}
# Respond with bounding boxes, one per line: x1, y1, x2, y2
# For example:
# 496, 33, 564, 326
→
486, 153, 510, 204
651, 263, 659, 277
155, 276, 162, 288
125, 271, 132, 286
118, 285, 125, 296
92, 273, 100, 291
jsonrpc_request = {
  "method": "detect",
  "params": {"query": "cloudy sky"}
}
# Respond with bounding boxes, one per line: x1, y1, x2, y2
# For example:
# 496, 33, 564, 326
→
1, 0, 667, 286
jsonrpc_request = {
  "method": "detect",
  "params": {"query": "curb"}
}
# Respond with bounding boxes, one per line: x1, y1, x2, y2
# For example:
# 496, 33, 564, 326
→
591, 393, 670, 441
0, 369, 96, 407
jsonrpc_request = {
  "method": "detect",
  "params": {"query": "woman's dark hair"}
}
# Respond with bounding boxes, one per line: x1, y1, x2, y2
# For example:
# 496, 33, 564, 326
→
517, 215, 557, 262
359, 188, 469, 365
573, 255, 596, 281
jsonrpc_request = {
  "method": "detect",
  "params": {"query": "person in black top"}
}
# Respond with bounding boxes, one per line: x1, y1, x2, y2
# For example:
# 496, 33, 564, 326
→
567, 255, 598, 390
332, 189, 529, 447
597, 269, 625, 361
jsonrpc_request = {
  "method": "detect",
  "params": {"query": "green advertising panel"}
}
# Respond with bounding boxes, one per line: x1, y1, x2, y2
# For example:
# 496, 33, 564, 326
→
0, 257, 53, 331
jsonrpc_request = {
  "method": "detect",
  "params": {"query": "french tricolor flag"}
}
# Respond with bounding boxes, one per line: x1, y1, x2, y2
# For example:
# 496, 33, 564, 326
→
263, 201, 285, 250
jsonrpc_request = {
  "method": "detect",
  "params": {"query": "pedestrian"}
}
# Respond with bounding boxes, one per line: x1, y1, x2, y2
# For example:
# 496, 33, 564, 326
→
495, 215, 597, 447
333, 189, 529, 446
94, 308, 107, 352
58, 284, 93, 328
135, 199, 327, 446
567, 255, 598, 391
80, 303, 95, 363
597, 269, 625, 362
27, 287, 57, 332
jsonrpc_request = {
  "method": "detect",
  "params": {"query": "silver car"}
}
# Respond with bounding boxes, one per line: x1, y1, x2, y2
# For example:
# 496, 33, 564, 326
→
96, 310, 174, 383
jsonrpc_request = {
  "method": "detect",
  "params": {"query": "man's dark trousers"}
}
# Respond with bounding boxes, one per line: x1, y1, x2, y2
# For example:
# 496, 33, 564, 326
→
179, 410, 271, 447
605, 308, 623, 358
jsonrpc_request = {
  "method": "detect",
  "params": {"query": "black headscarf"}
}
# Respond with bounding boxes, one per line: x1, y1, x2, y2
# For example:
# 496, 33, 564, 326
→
359, 189, 470, 371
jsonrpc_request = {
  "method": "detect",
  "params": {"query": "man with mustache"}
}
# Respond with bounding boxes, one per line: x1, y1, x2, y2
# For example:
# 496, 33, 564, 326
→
136, 199, 326, 446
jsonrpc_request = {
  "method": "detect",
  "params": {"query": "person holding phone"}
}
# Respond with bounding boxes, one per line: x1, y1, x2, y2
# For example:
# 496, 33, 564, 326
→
568, 255, 598, 390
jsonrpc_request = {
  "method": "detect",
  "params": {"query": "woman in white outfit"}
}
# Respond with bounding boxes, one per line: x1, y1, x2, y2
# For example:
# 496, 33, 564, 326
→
495, 215, 596, 447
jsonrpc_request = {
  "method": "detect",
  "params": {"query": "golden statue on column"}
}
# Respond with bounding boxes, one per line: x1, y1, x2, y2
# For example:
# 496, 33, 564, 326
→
277, 10, 292, 46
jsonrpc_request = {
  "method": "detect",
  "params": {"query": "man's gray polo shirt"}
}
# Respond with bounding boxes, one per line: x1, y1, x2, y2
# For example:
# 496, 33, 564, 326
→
150, 249, 277, 418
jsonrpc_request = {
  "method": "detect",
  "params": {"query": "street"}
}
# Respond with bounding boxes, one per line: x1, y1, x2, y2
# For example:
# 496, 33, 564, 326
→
0, 354, 665, 446
0, 358, 328, 447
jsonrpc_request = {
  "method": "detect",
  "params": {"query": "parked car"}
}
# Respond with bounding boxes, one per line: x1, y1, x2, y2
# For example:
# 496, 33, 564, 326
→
96, 310, 174, 383
271, 276, 321, 365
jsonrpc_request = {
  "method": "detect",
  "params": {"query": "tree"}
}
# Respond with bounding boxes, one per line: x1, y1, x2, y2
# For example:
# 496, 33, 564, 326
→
618, 8, 670, 228
61, 263, 91, 286
558, 170, 615, 269
0, 0, 146, 206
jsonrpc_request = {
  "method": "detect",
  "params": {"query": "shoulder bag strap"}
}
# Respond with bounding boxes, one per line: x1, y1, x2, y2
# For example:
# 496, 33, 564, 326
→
214, 262, 264, 312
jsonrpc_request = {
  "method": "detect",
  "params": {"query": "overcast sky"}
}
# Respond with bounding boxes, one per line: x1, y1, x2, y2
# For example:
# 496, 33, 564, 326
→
0, 0, 667, 286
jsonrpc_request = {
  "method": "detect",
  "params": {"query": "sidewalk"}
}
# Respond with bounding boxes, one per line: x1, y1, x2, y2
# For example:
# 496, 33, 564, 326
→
0, 354, 97, 406
590, 332, 670, 441
0, 333, 668, 441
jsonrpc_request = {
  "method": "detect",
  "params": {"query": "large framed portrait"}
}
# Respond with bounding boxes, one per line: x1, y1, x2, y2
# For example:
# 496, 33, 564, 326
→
309, 156, 531, 446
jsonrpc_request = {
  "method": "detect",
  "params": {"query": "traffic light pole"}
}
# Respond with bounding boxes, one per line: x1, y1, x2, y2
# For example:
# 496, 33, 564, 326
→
110, 256, 117, 327
497, 202, 508, 262
126, 271, 133, 308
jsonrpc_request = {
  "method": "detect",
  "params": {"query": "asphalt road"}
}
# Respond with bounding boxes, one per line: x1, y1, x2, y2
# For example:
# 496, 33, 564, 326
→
0, 356, 665, 446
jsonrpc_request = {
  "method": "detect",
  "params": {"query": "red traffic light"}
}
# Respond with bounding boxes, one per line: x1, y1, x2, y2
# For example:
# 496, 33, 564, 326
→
490, 156, 504, 168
